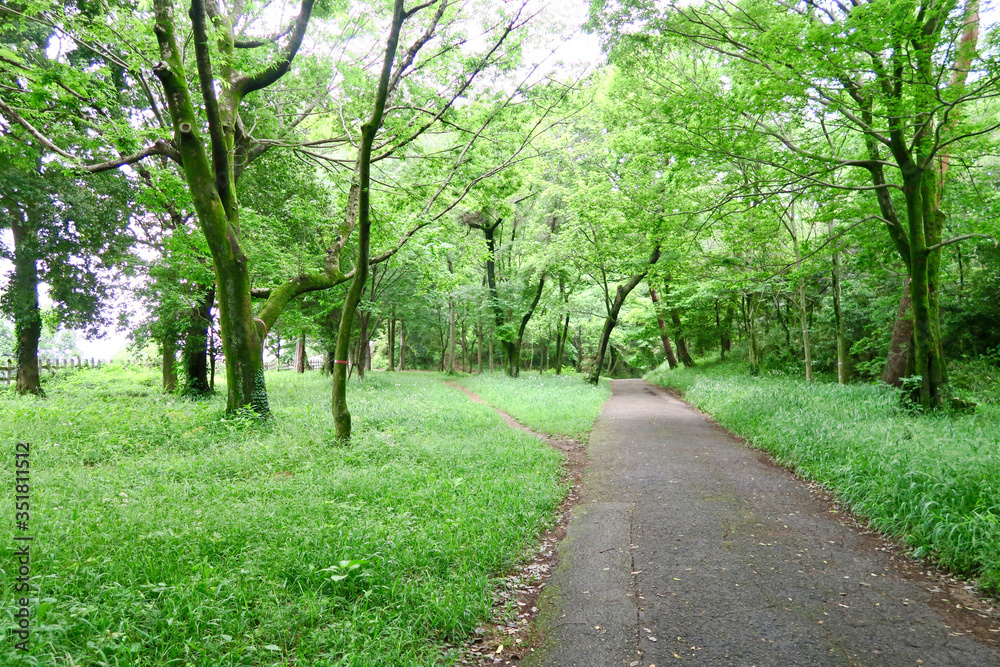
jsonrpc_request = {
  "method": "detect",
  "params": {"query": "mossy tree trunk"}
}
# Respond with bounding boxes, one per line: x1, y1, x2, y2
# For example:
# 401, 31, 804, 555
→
153, 0, 369, 414
9, 210, 43, 396
332, 0, 409, 441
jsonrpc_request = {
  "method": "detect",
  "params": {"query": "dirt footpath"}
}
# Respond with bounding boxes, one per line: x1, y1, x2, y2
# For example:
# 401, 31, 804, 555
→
526, 379, 1000, 667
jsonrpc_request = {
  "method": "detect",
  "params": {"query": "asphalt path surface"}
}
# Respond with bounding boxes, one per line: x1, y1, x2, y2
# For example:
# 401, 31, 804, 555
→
526, 379, 999, 667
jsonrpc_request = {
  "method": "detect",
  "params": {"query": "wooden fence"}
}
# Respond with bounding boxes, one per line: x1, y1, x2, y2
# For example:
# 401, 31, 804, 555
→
1, 356, 325, 385
262, 358, 325, 371
0, 357, 158, 384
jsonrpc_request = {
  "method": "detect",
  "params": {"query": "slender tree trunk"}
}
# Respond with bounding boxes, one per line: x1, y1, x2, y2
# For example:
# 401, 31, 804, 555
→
294, 330, 306, 373
398, 320, 406, 370
554, 312, 570, 374
9, 212, 43, 396
787, 208, 813, 381
488, 333, 493, 372
448, 297, 456, 373
332, 0, 404, 440
745, 293, 760, 375
477, 312, 483, 373
322, 307, 341, 375
649, 287, 678, 368
439, 327, 447, 371
209, 325, 216, 390
830, 223, 848, 384
461, 308, 469, 372
388, 315, 395, 371
356, 310, 369, 380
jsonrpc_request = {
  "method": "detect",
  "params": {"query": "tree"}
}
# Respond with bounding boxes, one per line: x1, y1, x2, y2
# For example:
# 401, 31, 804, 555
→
592, 0, 996, 407
0, 156, 134, 394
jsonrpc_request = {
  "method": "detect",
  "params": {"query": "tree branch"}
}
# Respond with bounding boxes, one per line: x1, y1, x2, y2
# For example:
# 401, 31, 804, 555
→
235, 0, 316, 97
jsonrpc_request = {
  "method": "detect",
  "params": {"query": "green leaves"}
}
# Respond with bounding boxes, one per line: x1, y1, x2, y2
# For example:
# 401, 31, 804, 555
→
321, 558, 369, 582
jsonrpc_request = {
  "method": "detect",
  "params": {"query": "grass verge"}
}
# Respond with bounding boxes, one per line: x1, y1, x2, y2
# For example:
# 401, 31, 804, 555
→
646, 362, 1000, 595
0, 368, 564, 666
456, 372, 610, 440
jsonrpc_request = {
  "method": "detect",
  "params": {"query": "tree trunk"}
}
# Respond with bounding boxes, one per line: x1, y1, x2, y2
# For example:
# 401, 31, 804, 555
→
356, 309, 369, 380
153, 2, 269, 415
510, 272, 546, 378
439, 326, 447, 371
161, 339, 178, 393
722, 306, 733, 359
830, 223, 848, 384
786, 206, 813, 381
398, 320, 407, 370
332, 0, 404, 440
9, 211, 43, 396
882, 285, 914, 392
209, 325, 216, 390
745, 293, 760, 375
670, 309, 695, 367
461, 307, 469, 372
183, 283, 215, 393
554, 312, 570, 375
388, 316, 396, 371
477, 312, 483, 373
448, 297, 456, 373
294, 330, 306, 373
649, 287, 678, 369
589, 247, 660, 384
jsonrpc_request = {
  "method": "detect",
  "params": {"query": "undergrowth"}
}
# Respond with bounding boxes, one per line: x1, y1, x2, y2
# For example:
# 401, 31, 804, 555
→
0, 367, 565, 666
457, 372, 610, 440
646, 361, 1000, 596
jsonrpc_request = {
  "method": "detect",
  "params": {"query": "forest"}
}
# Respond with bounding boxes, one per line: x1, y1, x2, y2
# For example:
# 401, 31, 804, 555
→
1, 0, 999, 664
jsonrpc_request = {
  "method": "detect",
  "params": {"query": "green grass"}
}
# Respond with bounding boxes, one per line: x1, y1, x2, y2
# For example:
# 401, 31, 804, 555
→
646, 361, 1000, 595
0, 367, 565, 666
457, 372, 610, 440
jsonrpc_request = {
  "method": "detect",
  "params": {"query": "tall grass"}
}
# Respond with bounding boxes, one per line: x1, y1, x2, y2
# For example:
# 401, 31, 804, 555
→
457, 372, 610, 440
646, 362, 1000, 595
0, 368, 565, 666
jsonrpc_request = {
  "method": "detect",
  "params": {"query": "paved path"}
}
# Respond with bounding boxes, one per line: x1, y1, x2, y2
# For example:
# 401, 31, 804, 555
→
526, 379, 999, 667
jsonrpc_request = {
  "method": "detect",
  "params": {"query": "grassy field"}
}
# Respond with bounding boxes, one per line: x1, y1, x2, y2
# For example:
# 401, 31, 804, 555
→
646, 361, 1000, 595
0, 368, 572, 666
457, 372, 610, 441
